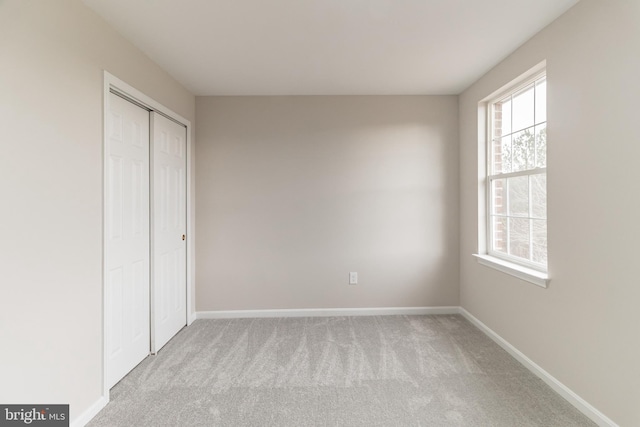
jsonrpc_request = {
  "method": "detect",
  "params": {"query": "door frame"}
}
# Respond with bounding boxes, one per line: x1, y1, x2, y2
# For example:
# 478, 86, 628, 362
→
102, 71, 195, 401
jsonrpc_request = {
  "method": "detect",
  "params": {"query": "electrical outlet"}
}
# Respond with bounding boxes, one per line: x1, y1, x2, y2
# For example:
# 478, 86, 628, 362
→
349, 272, 358, 285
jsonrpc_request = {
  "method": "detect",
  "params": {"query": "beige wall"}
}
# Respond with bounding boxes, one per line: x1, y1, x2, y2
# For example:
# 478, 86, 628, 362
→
0, 0, 195, 423
459, 0, 640, 425
196, 96, 458, 310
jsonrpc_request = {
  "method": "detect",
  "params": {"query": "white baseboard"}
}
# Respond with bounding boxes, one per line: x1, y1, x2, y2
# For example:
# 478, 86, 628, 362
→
71, 394, 108, 427
196, 306, 459, 320
459, 308, 618, 427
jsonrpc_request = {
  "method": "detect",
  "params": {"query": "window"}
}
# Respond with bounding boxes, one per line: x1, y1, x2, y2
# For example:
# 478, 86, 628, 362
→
484, 72, 548, 278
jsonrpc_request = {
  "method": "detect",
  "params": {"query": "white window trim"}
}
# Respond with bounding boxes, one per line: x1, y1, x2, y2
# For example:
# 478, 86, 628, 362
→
474, 61, 550, 287
474, 254, 549, 288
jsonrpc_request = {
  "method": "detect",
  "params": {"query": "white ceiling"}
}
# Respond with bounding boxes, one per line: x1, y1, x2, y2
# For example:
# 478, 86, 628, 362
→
83, 0, 578, 95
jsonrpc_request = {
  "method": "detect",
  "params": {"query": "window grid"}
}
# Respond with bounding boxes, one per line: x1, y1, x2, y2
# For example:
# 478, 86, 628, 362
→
488, 73, 547, 271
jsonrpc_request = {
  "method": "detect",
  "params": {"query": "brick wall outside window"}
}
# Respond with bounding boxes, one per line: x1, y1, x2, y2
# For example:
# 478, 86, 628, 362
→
492, 103, 506, 253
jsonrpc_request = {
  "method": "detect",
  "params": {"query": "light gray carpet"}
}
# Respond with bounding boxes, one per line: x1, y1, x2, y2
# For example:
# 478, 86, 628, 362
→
89, 315, 594, 426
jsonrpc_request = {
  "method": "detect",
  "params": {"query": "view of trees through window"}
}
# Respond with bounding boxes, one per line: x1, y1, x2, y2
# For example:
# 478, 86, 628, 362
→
489, 75, 547, 268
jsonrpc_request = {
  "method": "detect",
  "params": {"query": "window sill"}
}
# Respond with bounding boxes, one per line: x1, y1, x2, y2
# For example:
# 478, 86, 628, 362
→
473, 254, 549, 288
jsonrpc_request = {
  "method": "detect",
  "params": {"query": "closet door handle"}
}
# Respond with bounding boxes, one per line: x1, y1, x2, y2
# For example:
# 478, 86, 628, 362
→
182, 234, 186, 241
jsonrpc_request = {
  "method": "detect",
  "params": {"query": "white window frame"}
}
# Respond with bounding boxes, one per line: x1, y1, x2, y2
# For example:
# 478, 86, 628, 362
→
475, 65, 550, 288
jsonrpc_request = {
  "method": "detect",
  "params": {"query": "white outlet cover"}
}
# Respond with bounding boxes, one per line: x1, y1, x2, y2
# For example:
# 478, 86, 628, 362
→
349, 272, 358, 284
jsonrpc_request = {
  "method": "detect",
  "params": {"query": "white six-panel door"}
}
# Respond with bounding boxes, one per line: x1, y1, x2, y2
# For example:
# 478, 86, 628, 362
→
151, 113, 187, 352
106, 93, 151, 388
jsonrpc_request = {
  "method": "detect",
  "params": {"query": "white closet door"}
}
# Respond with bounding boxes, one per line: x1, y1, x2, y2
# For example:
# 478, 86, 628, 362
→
106, 93, 150, 388
151, 112, 187, 352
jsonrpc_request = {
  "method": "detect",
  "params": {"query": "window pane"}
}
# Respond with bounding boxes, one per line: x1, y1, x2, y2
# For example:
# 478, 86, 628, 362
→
494, 98, 511, 137
491, 178, 506, 215
491, 138, 501, 174
531, 174, 546, 219
508, 176, 529, 217
511, 129, 534, 172
492, 102, 503, 139
535, 124, 547, 168
512, 84, 535, 132
532, 219, 547, 265
492, 216, 507, 254
509, 218, 530, 260
527, 129, 536, 170
535, 78, 546, 124
493, 136, 511, 174
501, 136, 512, 174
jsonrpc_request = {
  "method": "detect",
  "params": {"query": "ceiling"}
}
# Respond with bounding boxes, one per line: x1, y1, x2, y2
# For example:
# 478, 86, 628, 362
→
82, 0, 578, 96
